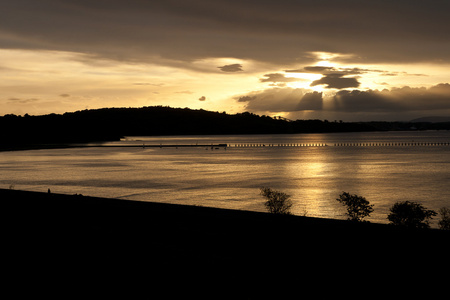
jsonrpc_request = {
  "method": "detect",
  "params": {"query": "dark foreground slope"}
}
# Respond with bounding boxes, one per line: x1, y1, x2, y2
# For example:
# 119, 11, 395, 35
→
2, 188, 448, 291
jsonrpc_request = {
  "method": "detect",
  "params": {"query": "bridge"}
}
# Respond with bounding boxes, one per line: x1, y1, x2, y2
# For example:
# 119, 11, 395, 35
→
231, 142, 450, 148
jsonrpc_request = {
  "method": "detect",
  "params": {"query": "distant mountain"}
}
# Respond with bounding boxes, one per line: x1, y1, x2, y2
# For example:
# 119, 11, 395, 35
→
410, 116, 450, 123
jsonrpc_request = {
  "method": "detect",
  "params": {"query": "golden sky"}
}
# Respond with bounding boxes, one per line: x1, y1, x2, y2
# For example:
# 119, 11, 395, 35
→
1, 1, 450, 121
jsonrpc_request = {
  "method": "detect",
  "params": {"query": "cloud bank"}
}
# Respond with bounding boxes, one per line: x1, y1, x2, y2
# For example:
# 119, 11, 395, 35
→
2, 0, 450, 66
237, 84, 450, 120
332, 84, 450, 112
237, 88, 323, 112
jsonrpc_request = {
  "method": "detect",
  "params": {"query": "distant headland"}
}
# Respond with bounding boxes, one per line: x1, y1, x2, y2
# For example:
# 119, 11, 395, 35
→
2, 106, 450, 151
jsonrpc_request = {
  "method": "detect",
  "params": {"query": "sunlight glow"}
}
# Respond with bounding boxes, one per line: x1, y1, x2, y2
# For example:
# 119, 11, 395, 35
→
285, 73, 322, 81
315, 60, 335, 67
284, 73, 323, 91
310, 51, 343, 64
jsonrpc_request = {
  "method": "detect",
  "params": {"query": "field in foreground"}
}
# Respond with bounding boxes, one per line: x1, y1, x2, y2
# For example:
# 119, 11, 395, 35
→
2, 188, 448, 290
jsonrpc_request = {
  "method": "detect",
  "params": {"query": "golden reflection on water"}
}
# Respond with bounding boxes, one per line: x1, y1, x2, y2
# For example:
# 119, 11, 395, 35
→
281, 143, 345, 219
280, 144, 396, 220
3, 132, 450, 226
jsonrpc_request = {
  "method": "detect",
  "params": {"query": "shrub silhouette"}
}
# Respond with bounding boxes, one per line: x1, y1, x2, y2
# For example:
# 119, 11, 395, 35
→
438, 207, 450, 230
387, 201, 437, 229
260, 187, 292, 215
336, 192, 374, 222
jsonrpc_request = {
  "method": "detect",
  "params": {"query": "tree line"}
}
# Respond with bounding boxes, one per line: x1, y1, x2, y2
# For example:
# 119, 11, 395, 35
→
260, 188, 450, 230
2, 106, 450, 149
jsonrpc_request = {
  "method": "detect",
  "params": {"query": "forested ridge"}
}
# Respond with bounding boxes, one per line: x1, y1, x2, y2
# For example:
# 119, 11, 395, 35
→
1, 106, 450, 148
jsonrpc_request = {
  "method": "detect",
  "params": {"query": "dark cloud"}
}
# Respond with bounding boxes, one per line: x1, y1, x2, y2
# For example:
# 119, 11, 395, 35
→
286, 66, 335, 73
218, 64, 243, 72
297, 92, 323, 111
332, 83, 450, 112
236, 84, 450, 120
311, 74, 360, 89
291, 65, 365, 89
332, 90, 400, 112
198, 96, 206, 101
59, 94, 70, 97
237, 96, 256, 102
236, 88, 322, 112
286, 66, 383, 76
2, 1, 449, 65
260, 73, 300, 83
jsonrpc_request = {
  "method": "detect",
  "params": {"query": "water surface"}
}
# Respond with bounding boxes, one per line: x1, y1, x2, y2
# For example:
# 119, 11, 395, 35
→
2, 131, 450, 226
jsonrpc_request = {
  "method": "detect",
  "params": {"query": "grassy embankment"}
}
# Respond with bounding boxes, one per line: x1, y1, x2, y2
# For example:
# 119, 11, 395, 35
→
4, 187, 449, 290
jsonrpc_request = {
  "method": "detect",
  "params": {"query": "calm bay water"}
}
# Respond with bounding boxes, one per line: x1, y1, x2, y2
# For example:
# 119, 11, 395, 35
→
2, 131, 450, 226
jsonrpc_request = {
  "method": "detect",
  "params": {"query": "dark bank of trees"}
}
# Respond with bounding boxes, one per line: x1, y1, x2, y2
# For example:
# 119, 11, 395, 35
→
2, 106, 450, 149
335, 192, 449, 230
263, 187, 449, 230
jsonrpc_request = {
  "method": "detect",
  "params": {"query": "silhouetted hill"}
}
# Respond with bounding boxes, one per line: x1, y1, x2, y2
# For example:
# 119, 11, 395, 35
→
2, 106, 450, 149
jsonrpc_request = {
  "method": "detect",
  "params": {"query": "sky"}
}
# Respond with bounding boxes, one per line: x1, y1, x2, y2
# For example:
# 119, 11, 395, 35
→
1, 0, 450, 121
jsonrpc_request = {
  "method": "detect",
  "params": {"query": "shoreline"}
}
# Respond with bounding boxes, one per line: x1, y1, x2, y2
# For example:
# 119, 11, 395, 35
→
2, 129, 450, 152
